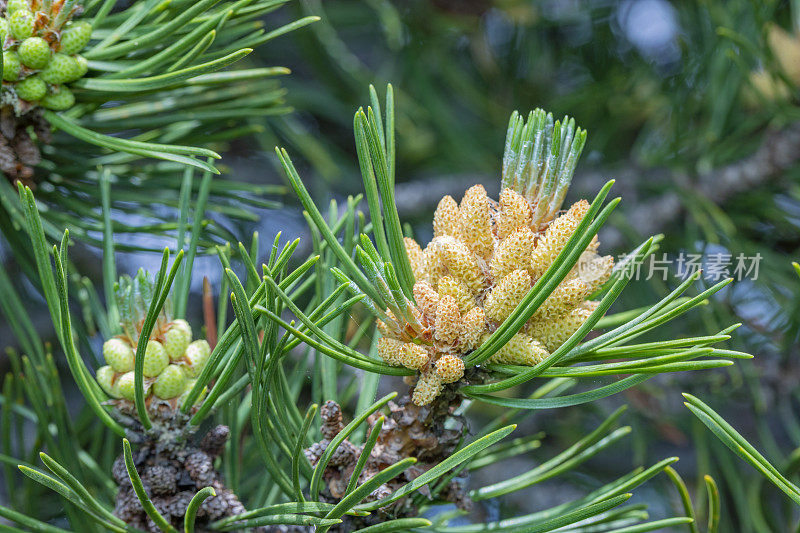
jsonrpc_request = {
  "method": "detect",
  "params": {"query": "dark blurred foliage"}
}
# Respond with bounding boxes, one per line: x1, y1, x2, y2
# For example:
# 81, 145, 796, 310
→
249, 0, 800, 529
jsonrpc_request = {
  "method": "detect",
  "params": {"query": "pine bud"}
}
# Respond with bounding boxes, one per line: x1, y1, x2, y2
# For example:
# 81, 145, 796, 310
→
528, 301, 598, 351
15, 75, 46, 101
412, 371, 443, 406
143, 340, 169, 377
531, 278, 591, 320
484, 269, 531, 323
433, 236, 484, 292
404, 237, 427, 282
40, 53, 79, 83
412, 281, 439, 324
41, 86, 74, 110
458, 185, 494, 260
496, 188, 532, 240
103, 338, 135, 373
530, 200, 589, 279
378, 337, 405, 366
9, 9, 34, 40
113, 372, 149, 401
491, 226, 535, 281
18, 37, 51, 69
153, 365, 188, 400
164, 319, 192, 362
59, 21, 92, 55
488, 333, 549, 366
95, 365, 117, 397
424, 241, 447, 283
434, 295, 461, 344
173, 318, 192, 336
401, 343, 430, 370
435, 354, 464, 383
73, 55, 88, 78
433, 195, 459, 237
184, 339, 210, 377
2, 51, 20, 81
436, 276, 474, 314
461, 307, 486, 350
6, 0, 29, 14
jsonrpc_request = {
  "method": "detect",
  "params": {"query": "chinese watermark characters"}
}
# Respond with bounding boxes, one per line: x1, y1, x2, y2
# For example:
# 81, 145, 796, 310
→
595, 252, 763, 281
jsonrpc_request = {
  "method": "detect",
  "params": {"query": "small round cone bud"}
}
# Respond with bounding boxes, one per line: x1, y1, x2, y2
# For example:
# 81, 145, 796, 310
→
40, 53, 79, 83
435, 354, 464, 383
424, 241, 448, 283
171, 318, 192, 336
412, 371, 443, 406
178, 380, 207, 408
103, 338, 134, 373
113, 372, 146, 401
488, 333, 549, 366
184, 339, 210, 377
458, 184, 494, 260
9, 10, 35, 40
73, 55, 88, 78
6, 0, 29, 14
496, 188, 532, 239
413, 281, 439, 324
0, 18, 9, 43
400, 343, 430, 370
484, 269, 532, 323
436, 276, 474, 314
143, 340, 169, 377
3, 51, 21, 81
461, 307, 486, 350
433, 195, 459, 237
433, 236, 484, 292
15, 75, 46, 101
528, 301, 598, 351
491, 226, 535, 281
434, 295, 462, 344
530, 200, 589, 279
59, 21, 93, 55
531, 278, 591, 321
164, 319, 192, 361
18, 37, 51, 69
153, 365, 188, 400
404, 237, 427, 282
95, 365, 117, 397
41, 86, 75, 110
377, 337, 405, 366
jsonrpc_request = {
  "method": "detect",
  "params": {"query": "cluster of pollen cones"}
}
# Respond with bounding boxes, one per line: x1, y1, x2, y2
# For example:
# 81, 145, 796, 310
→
378, 185, 614, 405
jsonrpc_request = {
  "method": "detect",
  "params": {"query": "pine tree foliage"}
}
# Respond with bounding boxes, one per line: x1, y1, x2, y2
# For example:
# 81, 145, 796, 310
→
0, 86, 766, 531
277, 86, 747, 410
0, 0, 317, 261
271, 3, 800, 528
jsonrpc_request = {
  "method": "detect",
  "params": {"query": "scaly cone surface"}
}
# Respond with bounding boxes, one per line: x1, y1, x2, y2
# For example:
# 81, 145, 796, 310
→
95, 271, 248, 530
377, 110, 614, 405
112, 425, 254, 532
0, 0, 91, 182
305, 398, 469, 530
